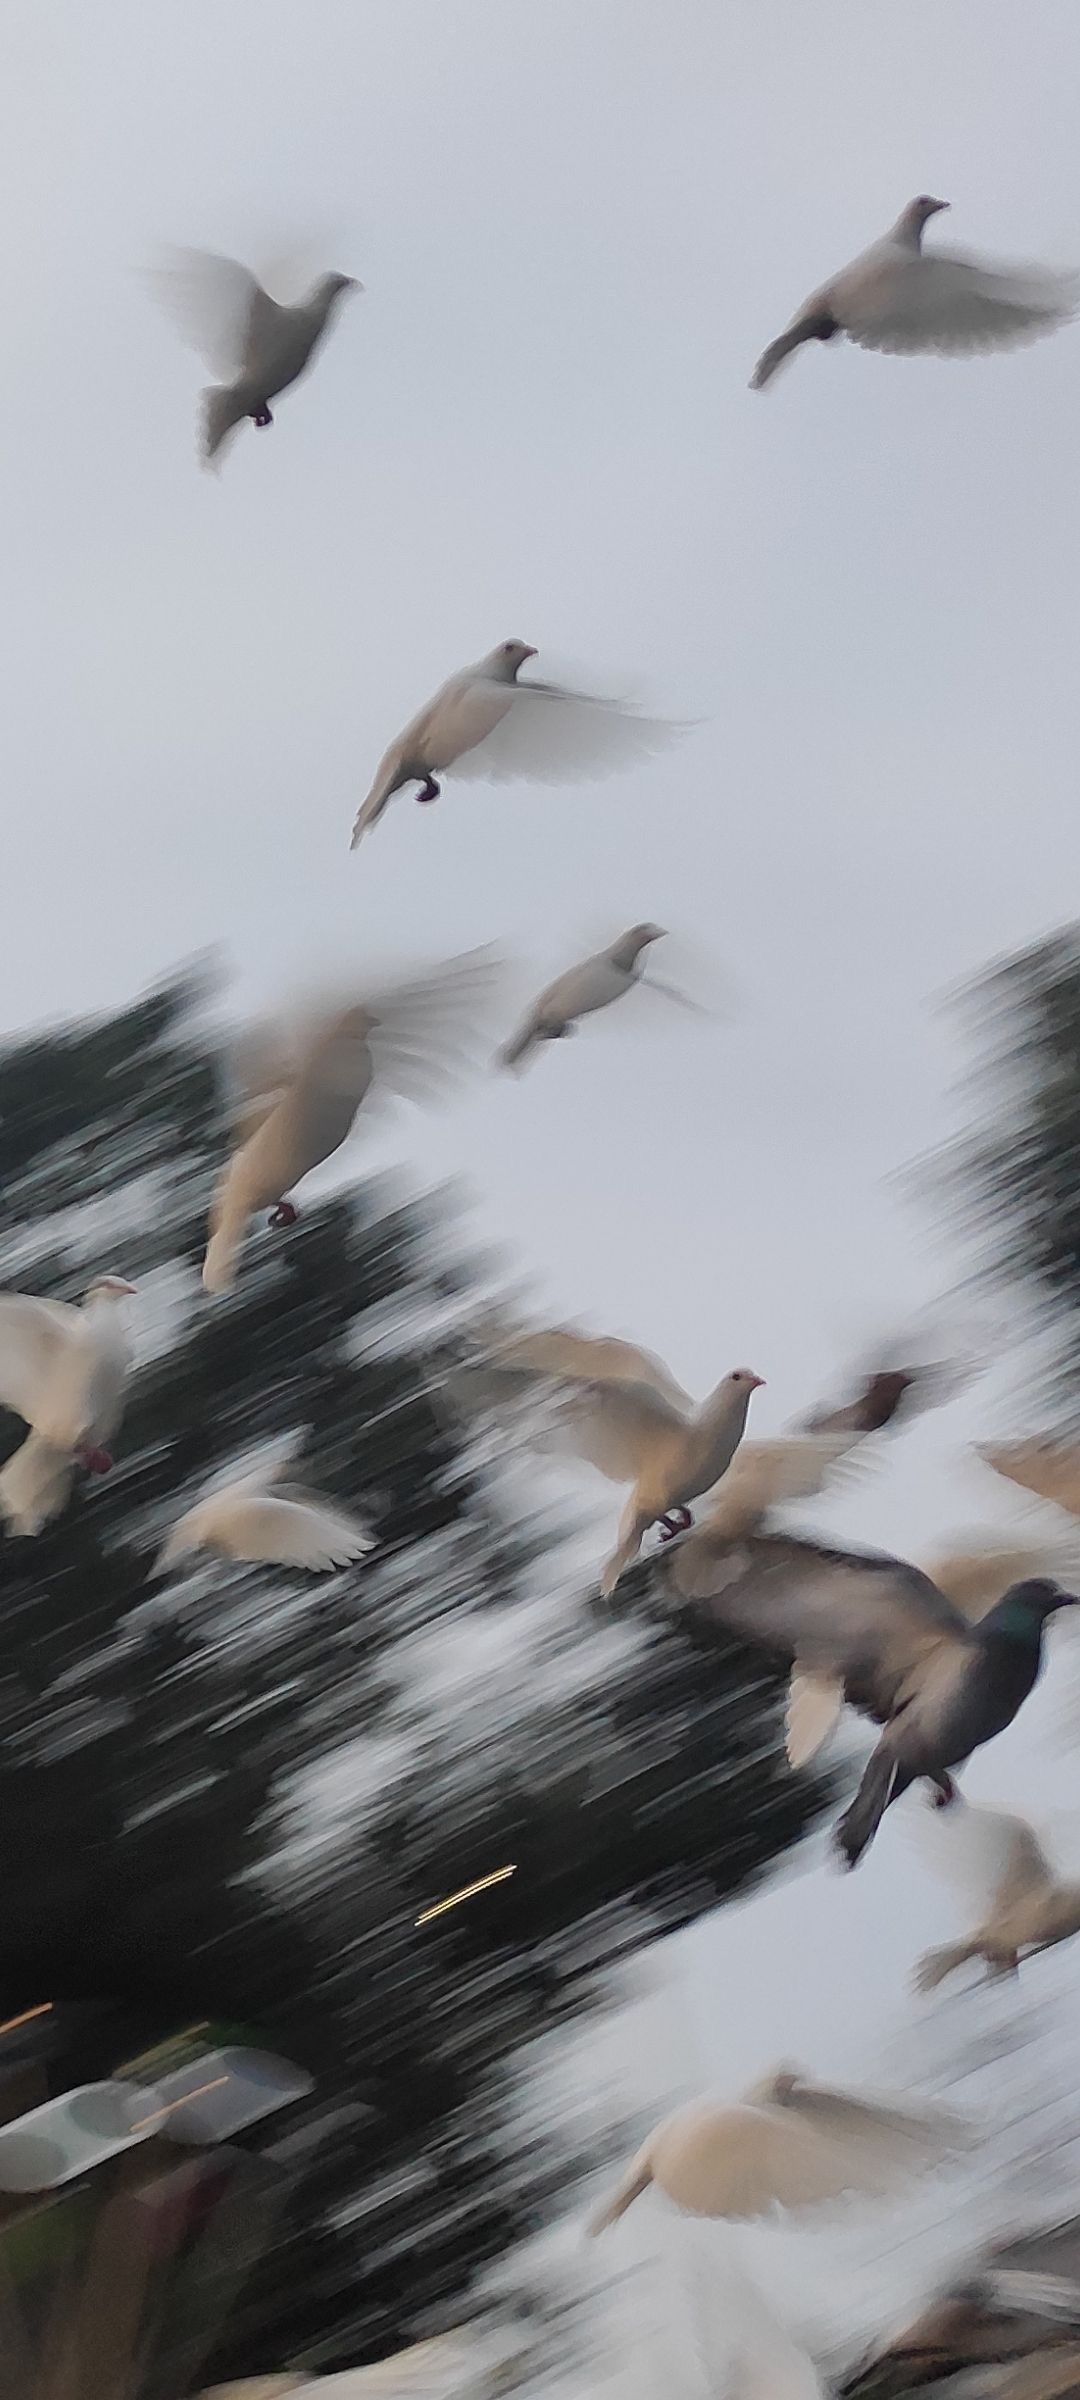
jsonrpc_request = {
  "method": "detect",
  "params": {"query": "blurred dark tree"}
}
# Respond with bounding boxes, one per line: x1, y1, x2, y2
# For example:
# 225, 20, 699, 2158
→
0, 966, 831, 2382
938, 922, 1080, 1420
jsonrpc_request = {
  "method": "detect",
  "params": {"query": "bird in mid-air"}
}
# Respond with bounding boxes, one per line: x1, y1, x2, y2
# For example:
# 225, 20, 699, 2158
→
751, 197, 1077, 390
588, 2065, 968, 2232
0, 1277, 135, 1536
350, 642, 684, 846
669, 1521, 1078, 1865
152, 246, 361, 464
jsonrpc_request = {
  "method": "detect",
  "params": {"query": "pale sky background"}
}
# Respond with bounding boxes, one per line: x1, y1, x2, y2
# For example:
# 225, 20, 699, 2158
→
6, 3, 1080, 2372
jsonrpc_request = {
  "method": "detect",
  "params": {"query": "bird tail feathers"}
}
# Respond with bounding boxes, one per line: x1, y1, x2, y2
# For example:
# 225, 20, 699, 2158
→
836, 1744, 902, 1868
914, 1939, 980, 1994
201, 384, 247, 466
0, 1436, 75, 1537
587, 2150, 653, 2236
749, 328, 809, 391
202, 1220, 242, 1294
496, 1025, 538, 1072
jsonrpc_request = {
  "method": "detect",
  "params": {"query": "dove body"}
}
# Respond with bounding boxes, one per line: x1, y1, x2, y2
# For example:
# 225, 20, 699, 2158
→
499, 924, 666, 1070
751, 197, 1077, 390
0, 1278, 135, 1536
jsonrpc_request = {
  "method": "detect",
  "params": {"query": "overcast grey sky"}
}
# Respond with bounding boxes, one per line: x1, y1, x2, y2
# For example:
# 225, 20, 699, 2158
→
4, 0, 1080, 1555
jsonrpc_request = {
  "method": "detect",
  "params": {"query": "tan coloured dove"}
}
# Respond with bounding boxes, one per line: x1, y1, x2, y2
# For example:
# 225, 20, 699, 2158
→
0, 1277, 135, 1536
202, 949, 500, 1294
452, 1321, 762, 1594
497, 923, 668, 1071
976, 1441, 1080, 1521
912, 1796, 1080, 1991
751, 197, 1077, 390
588, 2066, 967, 2233
350, 642, 683, 845
152, 247, 360, 463
157, 1462, 374, 1573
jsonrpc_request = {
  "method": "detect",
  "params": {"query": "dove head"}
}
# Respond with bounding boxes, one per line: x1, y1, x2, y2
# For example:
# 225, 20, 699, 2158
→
708, 1368, 765, 1425
610, 923, 666, 970
898, 195, 950, 243
488, 639, 538, 683
84, 1276, 136, 1304
985, 1576, 1080, 1644
311, 272, 361, 310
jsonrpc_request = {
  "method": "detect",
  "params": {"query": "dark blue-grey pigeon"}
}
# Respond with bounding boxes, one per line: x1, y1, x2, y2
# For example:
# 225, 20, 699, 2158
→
667, 1527, 1078, 1868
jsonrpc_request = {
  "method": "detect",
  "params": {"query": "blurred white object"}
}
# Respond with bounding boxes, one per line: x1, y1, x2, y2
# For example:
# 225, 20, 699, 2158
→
751, 197, 1077, 390
351, 642, 684, 844
453, 1321, 762, 1593
497, 923, 672, 1071
202, 950, 502, 1293
588, 2065, 969, 2230
202, 2334, 493, 2396
909, 1794, 1080, 1989
142, 2045, 314, 2143
0, 2080, 152, 2191
158, 1460, 374, 1573
152, 247, 361, 464
0, 1276, 134, 1536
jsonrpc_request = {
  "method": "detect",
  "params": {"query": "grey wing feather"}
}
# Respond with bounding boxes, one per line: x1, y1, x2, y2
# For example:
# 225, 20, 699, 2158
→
448, 685, 687, 786
670, 1530, 966, 1715
150, 248, 281, 379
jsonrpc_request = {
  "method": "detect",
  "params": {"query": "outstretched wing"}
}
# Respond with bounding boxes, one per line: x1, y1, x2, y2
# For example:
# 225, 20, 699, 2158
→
702, 1434, 864, 1539
670, 1528, 965, 1718
449, 683, 686, 786
149, 248, 285, 379
0, 1295, 76, 1427
849, 252, 1078, 357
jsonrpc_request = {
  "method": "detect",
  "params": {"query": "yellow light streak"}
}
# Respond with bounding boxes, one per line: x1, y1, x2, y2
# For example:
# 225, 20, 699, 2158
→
414, 1866, 517, 1926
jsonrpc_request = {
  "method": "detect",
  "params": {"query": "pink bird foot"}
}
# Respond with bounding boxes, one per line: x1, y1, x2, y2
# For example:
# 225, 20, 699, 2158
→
931, 1773, 958, 1809
250, 405, 273, 429
657, 1506, 694, 1544
415, 776, 441, 805
268, 1200, 299, 1230
78, 1447, 114, 1476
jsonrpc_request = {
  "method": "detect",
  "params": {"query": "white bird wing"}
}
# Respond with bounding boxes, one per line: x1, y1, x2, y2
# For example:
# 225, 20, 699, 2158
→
0, 1296, 77, 1427
227, 1491, 374, 1568
648, 2087, 960, 2221
150, 248, 286, 379
977, 1441, 1080, 1521
484, 1326, 693, 1414
447, 683, 685, 787
847, 252, 1078, 356
557, 1376, 691, 1484
225, 1019, 300, 1144
702, 1435, 863, 1539
360, 946, 505, 1104
906, 1795, 1059, 1916
785, 1669, 844, 1770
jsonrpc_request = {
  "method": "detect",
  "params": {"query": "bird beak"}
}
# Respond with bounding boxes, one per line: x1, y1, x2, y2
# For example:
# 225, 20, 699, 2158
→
749, 1375, 766, 1392
522, 646, 538, 661
929, 198, 950, 215
113, 1280, 137, 1296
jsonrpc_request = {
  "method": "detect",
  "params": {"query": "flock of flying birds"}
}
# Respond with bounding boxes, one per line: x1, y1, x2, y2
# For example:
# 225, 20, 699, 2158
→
6, 190, 1080, 2384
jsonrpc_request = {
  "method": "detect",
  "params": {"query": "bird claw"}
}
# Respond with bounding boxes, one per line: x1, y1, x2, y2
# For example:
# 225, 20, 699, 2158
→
931, 1774, 958, 1809
250, 405, 273, 428
268, 1200, 299, 1230
78, 1447, 114, 1477
657, 1507, 693, 1543
415, 777, 441, 805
